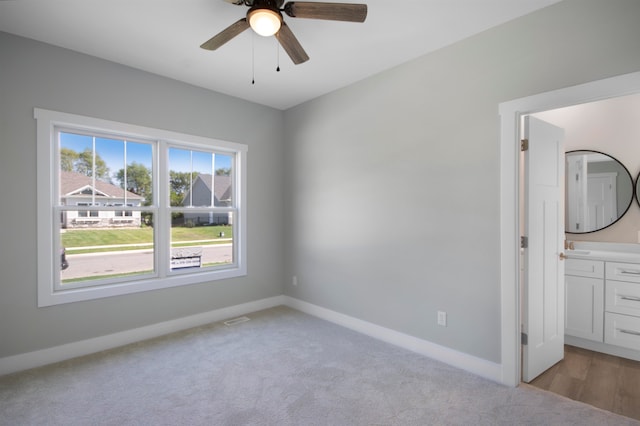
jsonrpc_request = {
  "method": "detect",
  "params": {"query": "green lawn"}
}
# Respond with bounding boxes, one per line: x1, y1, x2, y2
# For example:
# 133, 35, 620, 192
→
62, 228, 153, 247
62, 225, 232, 250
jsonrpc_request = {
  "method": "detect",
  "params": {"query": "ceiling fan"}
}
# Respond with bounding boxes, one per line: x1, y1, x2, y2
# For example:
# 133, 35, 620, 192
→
200, 0, 368, 65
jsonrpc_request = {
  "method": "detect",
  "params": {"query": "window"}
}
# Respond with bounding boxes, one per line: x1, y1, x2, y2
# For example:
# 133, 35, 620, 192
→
36, 109, 247, 306
77, 203, 100, 218
114, 204, 134, 217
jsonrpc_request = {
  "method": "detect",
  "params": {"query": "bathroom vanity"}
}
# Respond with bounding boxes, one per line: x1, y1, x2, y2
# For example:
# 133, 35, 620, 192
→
565, 242, 640, 361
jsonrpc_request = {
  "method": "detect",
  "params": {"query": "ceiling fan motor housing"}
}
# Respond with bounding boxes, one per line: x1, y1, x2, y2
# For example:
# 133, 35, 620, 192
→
248, 0, 283, 12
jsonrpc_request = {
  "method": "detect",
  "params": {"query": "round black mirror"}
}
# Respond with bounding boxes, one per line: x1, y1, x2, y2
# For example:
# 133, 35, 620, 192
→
636, 170, 640, 209
565, 150, 633, 234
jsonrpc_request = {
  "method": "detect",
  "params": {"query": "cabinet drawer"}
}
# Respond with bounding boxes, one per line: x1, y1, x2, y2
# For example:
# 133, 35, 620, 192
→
606, 279, 640, 316
606, 262, 640, 283
565, 258, 604, 278
605, 312, 640, 351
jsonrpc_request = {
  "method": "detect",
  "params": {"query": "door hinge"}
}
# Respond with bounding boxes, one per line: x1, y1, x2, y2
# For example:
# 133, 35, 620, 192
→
520, 236, 528, 249
521, 139, 529, 151
521, 332, 528, 345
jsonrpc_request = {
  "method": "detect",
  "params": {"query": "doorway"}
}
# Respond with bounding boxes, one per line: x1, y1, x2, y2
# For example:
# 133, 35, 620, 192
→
519, 92, 640, 417
498, 71, 640, 388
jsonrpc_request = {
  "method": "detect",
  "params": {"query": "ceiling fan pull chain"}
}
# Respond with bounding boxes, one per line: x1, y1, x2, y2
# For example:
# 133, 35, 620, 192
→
276, 38, 280, 72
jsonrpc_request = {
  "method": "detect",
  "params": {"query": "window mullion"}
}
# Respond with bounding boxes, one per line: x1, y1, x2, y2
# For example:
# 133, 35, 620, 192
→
157, 140, 168, 278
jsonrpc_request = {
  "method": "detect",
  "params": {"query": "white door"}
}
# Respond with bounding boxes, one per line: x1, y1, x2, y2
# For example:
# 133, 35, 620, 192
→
565, 154, 587, 232
522, 116, 565, 383
586, 173, 617, 230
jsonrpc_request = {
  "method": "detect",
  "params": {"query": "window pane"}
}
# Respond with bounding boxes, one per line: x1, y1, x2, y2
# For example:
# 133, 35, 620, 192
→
59, 132, 153, 209
170, 219, 233, 270
168, 148, 234, 207
115, 141, 153, 207
214, 153, 234, 207
59, 212, 155, 285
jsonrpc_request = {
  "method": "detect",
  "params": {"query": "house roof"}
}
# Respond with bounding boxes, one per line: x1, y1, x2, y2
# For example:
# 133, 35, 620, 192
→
186, 174, 232, 205
60, 171, 143, 200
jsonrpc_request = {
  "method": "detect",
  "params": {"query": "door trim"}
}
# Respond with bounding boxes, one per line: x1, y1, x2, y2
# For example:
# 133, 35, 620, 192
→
498, 71, 640, 387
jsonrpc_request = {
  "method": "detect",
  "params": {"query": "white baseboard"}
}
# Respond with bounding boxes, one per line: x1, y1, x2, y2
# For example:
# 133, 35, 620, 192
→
283, 296, 502, 383
0, 295, 285, 376
1, 294, 501, 383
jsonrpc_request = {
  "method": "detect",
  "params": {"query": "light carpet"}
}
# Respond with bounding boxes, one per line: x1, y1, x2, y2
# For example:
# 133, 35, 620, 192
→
0, 306, 638, 425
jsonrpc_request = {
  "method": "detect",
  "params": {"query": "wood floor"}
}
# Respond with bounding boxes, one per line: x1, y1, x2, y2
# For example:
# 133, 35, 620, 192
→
529, 345, 640, 421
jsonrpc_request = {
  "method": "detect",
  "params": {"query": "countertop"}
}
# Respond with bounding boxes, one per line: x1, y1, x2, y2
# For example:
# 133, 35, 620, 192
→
565, 241, 640, 264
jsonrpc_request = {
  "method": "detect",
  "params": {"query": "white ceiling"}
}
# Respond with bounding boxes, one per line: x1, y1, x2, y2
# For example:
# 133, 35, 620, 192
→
0, 0, 561, 110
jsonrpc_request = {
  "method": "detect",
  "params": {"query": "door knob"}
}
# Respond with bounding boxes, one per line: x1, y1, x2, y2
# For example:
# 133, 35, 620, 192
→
559, 252, 566, 260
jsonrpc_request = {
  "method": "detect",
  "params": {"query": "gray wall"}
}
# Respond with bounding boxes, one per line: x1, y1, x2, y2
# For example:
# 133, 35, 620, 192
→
0, 32, 285, 358
283, 0, 640, 363
3, 0, 640, 368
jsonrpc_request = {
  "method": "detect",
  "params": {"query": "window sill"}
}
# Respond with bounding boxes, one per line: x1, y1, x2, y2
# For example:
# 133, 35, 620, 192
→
39, 266, 246, 307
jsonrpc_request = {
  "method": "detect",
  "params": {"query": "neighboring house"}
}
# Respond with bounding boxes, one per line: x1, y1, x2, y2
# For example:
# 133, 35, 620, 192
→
182, 174, 232, 225
60, 171, 144, 228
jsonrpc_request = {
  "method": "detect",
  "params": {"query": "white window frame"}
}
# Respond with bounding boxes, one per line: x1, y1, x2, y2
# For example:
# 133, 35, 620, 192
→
36, 108, 248, 307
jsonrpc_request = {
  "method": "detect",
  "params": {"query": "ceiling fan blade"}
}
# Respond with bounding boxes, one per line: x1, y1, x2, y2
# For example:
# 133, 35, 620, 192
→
275, 22, 309, 65
283, 2, 367, 22
222, 0, 247, 4
200, 18, 250, 50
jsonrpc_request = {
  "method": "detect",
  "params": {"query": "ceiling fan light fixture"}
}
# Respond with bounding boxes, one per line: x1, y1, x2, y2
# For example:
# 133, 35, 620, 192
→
248, 8, 282, 37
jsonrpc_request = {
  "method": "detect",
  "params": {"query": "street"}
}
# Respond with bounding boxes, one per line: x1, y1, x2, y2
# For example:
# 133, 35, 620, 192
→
62, 244, 233, 280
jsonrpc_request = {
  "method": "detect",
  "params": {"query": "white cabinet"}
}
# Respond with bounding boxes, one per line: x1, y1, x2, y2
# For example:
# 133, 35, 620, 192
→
604, 261, 640, 351
564, 258, 604, 342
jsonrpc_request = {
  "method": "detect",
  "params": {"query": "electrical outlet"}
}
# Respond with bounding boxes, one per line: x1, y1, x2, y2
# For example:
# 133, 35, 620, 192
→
292, 275, 298, 286
437, 311, 447, 327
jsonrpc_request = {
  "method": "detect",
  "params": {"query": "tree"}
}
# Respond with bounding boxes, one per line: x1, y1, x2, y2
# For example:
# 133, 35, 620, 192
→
215, 168, 231, 176
60, 148, 79, 172
75, 148, 110, 181
116, 162, 152, 204
169, 171, 196, 206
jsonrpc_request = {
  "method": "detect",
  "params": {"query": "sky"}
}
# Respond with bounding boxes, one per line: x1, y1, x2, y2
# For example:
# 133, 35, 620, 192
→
60, 131, 233, 182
